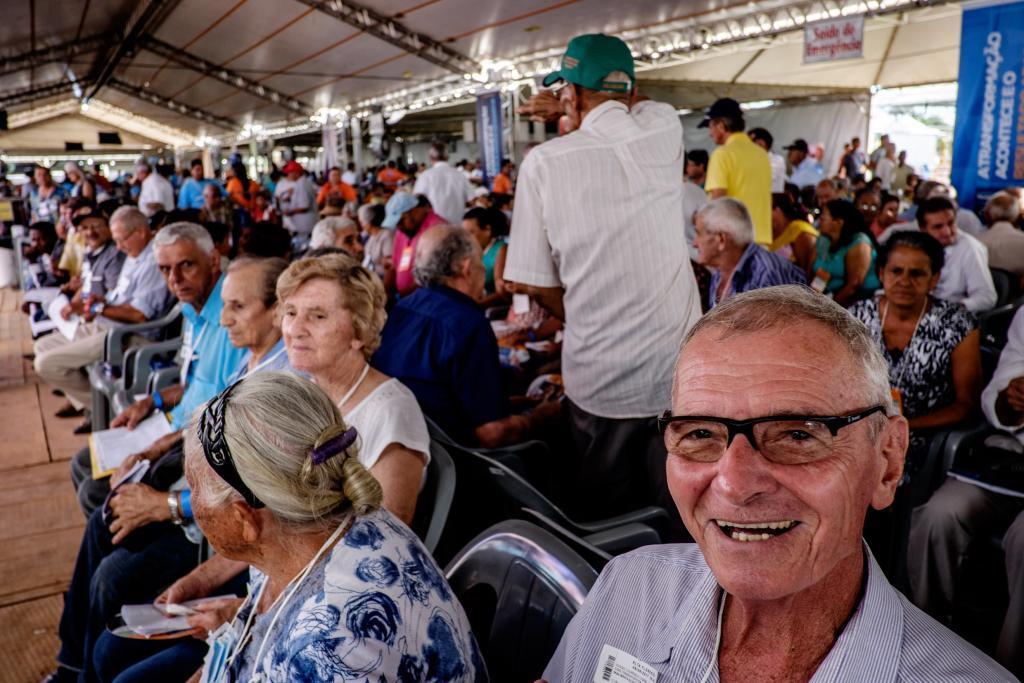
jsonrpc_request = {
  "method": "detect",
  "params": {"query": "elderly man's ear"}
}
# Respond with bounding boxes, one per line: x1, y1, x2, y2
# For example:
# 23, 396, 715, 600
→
870, 415, 909, 511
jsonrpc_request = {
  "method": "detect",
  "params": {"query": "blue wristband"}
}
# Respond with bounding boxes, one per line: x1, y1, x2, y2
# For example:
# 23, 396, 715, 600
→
152, 391, 164, 411
90, 302, 99, 315
180, 489, 192, 519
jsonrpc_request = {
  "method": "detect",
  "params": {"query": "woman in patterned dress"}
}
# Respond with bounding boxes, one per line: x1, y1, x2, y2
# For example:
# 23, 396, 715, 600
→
848, 230, 982, 463
183, 371, 486, 683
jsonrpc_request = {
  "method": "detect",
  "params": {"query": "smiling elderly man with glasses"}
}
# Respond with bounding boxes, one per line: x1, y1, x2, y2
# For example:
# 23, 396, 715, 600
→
541, 285, 1012, 683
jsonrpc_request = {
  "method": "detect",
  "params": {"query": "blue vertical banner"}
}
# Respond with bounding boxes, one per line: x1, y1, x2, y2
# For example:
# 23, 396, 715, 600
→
476, 91, 503, 188
951, 0, 1024, 210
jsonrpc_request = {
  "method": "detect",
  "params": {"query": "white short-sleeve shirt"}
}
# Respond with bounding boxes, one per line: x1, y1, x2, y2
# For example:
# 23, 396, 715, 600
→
344, 378, 430, 470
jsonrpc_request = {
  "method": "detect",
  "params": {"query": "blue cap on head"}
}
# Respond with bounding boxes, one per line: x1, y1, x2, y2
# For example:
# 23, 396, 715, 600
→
382, 192, 420, 228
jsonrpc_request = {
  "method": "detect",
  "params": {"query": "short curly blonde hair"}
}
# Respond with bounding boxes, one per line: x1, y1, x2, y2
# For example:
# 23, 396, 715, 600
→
276, 253, 387, 360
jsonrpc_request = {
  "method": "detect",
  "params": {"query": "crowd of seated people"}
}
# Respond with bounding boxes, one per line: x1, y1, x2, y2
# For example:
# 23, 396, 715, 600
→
8, 31, 1024, 683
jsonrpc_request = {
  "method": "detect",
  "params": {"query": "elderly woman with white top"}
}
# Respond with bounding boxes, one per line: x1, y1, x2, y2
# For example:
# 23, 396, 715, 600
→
276, 252, 429, 523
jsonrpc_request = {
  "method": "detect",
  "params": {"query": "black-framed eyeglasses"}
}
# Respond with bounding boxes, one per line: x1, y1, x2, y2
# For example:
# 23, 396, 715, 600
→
658, 405, 887, 465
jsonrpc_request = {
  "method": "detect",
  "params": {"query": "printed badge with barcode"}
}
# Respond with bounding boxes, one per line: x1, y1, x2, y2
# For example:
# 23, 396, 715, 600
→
592, 644, 658, 683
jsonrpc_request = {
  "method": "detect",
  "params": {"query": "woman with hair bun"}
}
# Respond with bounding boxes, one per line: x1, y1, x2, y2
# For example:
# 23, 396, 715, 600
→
182, 371, 485, 683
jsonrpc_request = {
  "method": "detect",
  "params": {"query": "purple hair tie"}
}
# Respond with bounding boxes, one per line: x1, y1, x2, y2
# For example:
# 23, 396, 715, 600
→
311, 426, 358, 465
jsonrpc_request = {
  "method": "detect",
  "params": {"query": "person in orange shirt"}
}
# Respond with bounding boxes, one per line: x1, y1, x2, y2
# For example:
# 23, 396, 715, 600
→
377, 160, 407, 190
316, 166, 357, 209
224, 161, 261, 216
491, 159, 515, 195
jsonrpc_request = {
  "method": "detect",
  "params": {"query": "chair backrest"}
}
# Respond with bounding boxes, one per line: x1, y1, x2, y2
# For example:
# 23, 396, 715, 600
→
990, 268, 1020, 308
410, 438, 456, 553
429, 422, 580, 564
445, 520, 598, 683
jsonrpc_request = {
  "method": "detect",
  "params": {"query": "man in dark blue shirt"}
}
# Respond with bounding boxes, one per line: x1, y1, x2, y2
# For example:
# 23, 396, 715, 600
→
374, 225, 539, 446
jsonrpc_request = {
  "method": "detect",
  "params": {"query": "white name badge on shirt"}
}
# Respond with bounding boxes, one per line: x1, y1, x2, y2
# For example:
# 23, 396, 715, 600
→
398, 245, 413, 272
512, 293, 531, 315
593, 644, 658, 683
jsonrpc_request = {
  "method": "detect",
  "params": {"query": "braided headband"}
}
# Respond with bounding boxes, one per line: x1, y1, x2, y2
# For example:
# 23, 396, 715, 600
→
196, 381, 264, 509
197, 380, 360, 508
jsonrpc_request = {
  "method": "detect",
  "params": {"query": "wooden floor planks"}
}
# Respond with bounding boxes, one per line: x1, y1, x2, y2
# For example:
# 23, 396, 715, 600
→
0, 289, 89, 682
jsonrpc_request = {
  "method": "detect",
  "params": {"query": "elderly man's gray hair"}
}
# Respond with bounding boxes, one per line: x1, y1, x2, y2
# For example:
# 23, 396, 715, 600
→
413, 226, 476, 288
696, 197, 755, 246
676, 285, 896, 417
984, 192, 1020, 224
109, 206, 148, 235
153, 221, 215, 255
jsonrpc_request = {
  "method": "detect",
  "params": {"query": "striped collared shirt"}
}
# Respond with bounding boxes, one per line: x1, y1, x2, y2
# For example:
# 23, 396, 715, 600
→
707, 243, 808, 308
503, 100, 702, 419
544, 543, 1015, 682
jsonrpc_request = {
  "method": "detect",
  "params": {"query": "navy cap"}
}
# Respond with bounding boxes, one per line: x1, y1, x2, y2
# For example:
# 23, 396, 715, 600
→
698, 98, 743, 128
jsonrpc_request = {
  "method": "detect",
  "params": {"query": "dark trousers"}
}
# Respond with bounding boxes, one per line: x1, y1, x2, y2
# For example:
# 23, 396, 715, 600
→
563, 399, 688, 542
93, 637, 207, 683
57, 508, 200, 683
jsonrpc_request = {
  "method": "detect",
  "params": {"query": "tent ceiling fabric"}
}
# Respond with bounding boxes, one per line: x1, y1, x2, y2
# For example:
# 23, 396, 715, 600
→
0, 0, 965, 145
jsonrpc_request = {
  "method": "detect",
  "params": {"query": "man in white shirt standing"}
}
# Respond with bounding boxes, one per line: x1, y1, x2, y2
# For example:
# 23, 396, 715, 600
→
874, 142, 897, 191
341, 162, 358, 187
135, 161, 175, 217
784, 138, 825, 190
412, 142, 473, 225
274, 160, 317, 247
507, 33, 702, 538
918, 196, 997, 312
748, 128, 786, 193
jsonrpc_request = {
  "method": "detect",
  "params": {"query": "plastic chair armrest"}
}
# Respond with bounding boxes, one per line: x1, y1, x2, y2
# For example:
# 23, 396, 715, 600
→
125, 338, 182, 396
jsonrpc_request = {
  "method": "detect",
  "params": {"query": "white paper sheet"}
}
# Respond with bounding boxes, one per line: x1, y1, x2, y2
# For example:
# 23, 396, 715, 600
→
948, 472, 1024, 499
120, 596, 237, 637
89, 413, 173, 478
46, 294, 80, 341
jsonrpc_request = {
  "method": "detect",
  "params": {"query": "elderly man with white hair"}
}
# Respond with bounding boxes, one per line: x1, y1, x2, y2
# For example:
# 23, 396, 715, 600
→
978, 191, 1024, 279
135, 161, 175, 217
692, 197, 807, 308
35, 206, 172, 430
374, 225, 554, 447
542, 286, 1012, 682
65, 222, 246, 516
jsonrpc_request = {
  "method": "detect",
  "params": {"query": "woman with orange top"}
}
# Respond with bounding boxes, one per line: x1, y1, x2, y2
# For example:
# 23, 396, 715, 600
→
224, 162, 260, 217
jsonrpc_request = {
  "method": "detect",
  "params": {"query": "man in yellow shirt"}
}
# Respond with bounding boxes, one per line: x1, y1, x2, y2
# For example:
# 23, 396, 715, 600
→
700, 98, 772, 245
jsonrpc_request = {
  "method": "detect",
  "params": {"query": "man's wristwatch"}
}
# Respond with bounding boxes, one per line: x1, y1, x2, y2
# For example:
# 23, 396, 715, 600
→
91, 302, 106, 316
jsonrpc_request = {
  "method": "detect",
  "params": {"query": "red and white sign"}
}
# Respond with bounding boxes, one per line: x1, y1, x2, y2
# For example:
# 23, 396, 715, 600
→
804, 16, 864, 63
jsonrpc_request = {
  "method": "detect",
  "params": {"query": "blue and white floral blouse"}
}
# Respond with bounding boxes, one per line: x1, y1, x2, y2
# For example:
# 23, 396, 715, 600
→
223, 508, 487, 682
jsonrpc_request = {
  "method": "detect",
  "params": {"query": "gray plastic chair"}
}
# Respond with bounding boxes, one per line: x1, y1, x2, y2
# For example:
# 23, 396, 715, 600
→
445, 520, 597, 683
89, 304, 182, 429
410, 438, 456, 553
425, 418, 668, 564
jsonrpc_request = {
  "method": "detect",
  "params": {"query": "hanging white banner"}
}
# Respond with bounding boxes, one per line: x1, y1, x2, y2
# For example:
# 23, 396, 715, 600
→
804, 16, 864, 64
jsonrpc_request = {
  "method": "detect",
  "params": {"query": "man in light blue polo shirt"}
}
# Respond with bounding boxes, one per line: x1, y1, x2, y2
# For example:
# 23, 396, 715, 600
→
544, 287, 1011, 682
177, 159, 218, 210
67, 221, 245, 516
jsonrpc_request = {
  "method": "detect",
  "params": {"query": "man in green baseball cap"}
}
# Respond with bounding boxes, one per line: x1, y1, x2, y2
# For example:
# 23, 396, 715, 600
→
541, 33, 636, 93
520, 33, 638, 133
